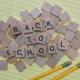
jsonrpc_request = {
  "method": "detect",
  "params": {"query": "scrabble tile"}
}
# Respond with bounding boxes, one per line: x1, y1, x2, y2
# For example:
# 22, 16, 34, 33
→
67, 48, 79, 60
56, 23, 67, 34
54, 34, 62, 44
40, 11, 51, 21
14, 60, 27, 72
30, 7, 41, 19
44, 32, 52, 43
25, 46, 36, 59
47, 56, 59, 68
0, 21, 9, 32
75, 30, 80, 40
20, 10, 30, 22
24, 56, 35, 66
33, 20, 43, 31
0, 46, 5, 58
4, 48, 14, 59
64, 30, 75, 42
1, 35, 12, 47
70, 38, 80, 50
50, 15, 59, 27
23, 22, 33, 34
7, 28, 16, 39
15, 34, 25, 46
48, 43, 57, 54
59, 11, 71, 23
0, 60, 8, 70
7, 16, 18, 26
15, 47, 24, 57
36, 33, 46, 44
35, 55, 46, 67
41, 2, 53, 13
0, 29, 5, 41
63, 45, 72, 54
51, 5, 62, 16
37, 45, 47, 56
67, 21, 79, 32
11, 23, 22, 36
44, 18, 55, 30
58, 38, 67, 50
25, 33, 35, 45
7, 56, 17, 64
53, 49, 65, 60
9, 40, 19, 51
45, 28, 55, 35
25, 18, 34, 24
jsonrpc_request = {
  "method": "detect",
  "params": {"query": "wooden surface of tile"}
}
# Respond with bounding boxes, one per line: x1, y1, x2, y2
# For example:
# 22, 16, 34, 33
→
30, 7, 41, 19
64, 30, 75, 42
51, 5, 62, 16
41, 2, 53, 13
59, 11, 71, 23
0, 60, 8, 70
20, 10, 30, 22
14, 60, 26, 72
67, 48, 79, 60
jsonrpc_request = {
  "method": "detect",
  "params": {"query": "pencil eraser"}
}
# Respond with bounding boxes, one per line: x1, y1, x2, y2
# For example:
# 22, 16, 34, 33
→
68, 61, 72, 65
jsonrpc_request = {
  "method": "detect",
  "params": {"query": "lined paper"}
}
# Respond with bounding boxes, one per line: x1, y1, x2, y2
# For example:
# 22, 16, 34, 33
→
0, 0, 80, 80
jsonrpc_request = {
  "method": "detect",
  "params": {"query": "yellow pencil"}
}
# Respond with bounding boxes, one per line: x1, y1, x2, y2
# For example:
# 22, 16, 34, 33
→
29, 61, 72, 80
52, 63, 80, 80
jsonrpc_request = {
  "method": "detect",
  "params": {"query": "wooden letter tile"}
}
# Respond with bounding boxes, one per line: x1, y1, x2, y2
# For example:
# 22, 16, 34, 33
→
20, 10, 30, 22
44, 18, 55, 30
11, 23, 22, 36
67, 48, 79, 60
25, 46, 36, 59
48, 43, 57, 54
41, 2, 53, 13
25, 34, 35, 45
14, 60, 27, 72
56, 23, 67, 34
51, 5, 62, 16
75, 30, 80, 40
35, 55, 46, 67
15, 47, 24, 57
7, 16, 18, 26
33, 20, 43, 32
37, 44, 47, 56
23, 22, 32, 34
64, 30, 75, 42
4, 48, 14, 59
70, 38, 80, 50
36, 33, 46, 44
59, 11, 71, 23
30, 7, 41, 19
67, 21, 79, 32
0, 60, 8, 70
58, 38, 67, 50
